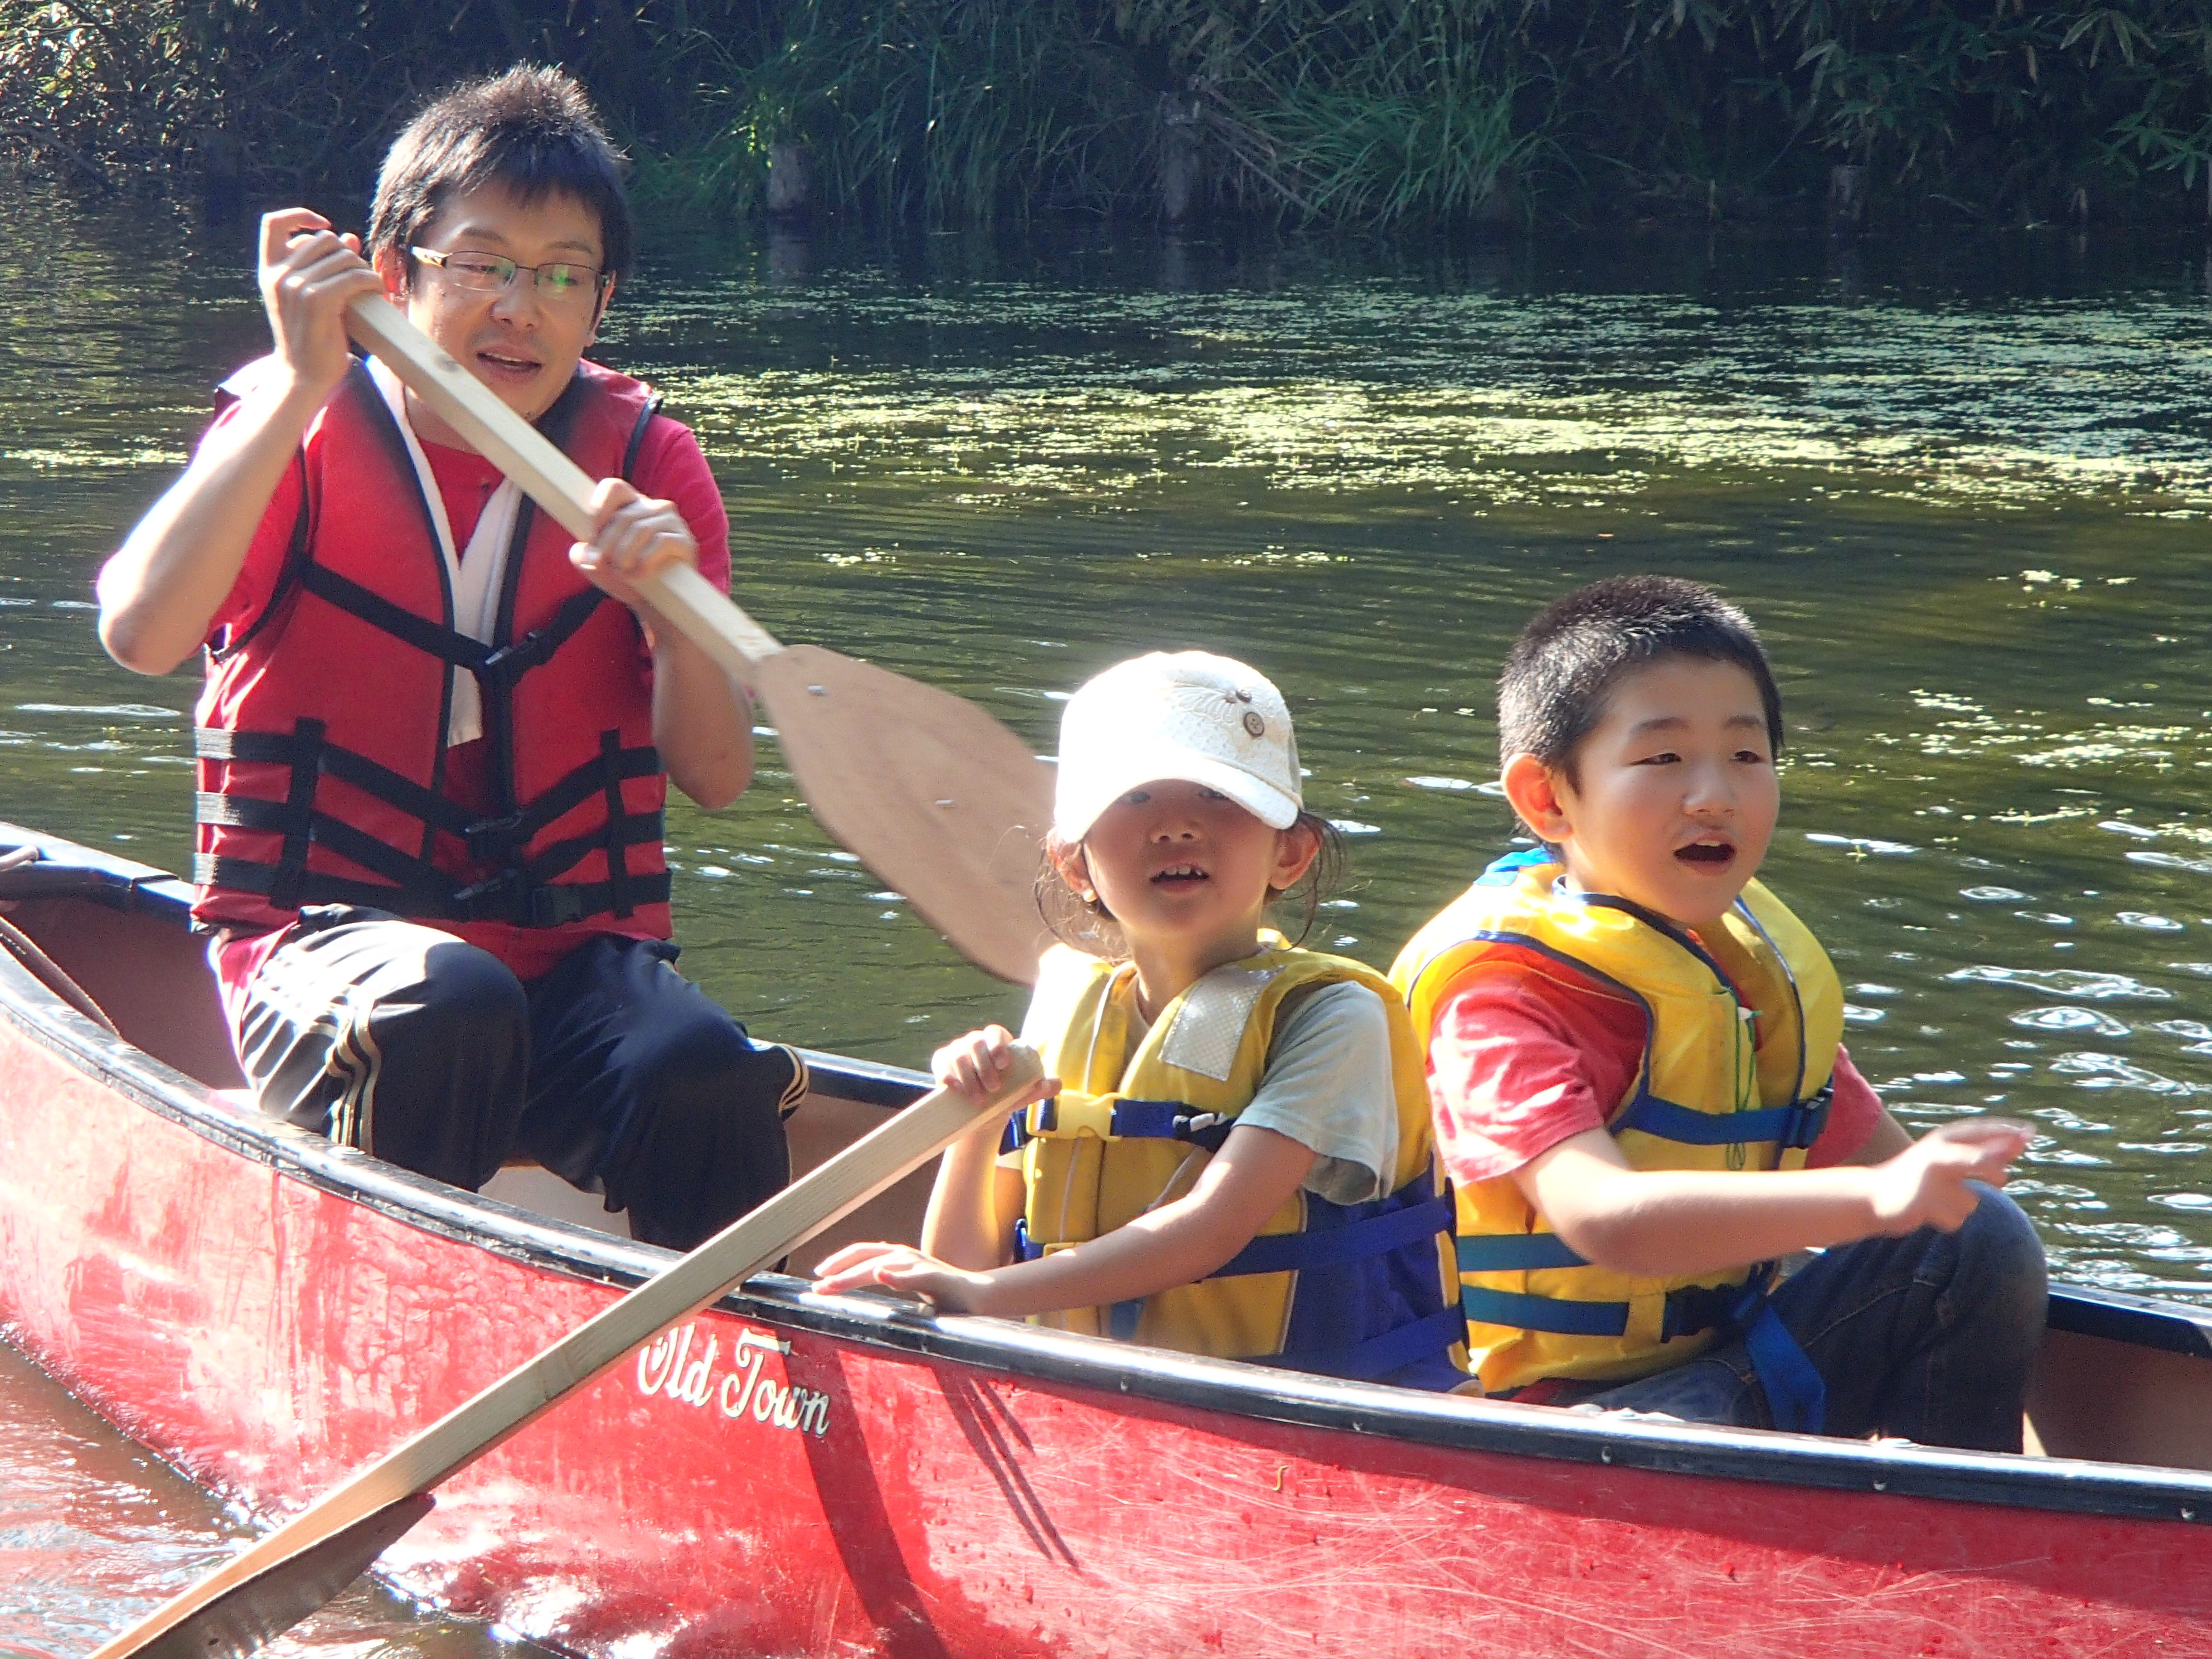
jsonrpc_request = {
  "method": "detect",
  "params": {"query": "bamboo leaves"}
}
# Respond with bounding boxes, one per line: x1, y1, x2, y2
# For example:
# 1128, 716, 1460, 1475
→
8, 2, 2212, 227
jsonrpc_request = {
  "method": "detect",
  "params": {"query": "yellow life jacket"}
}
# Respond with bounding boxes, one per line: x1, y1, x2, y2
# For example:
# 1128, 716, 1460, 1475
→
1389, 851, 1842, 1397
1014, 937, 1467, 1388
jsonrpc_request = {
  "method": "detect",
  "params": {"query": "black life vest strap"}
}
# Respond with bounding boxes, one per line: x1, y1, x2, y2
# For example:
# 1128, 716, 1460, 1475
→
198, 719, 668, 929
295, 564, 609, 690
200, 725, 483, 843
476, 588, 608, 687
445, 867, 673, 928
455, 741, 662, 866
298, 562, 487, 669
195, 853, 440, 916
598, 729, 633, 918
196, 852, 670, 929
523, 809, 665, 887
197, 717, 328, 909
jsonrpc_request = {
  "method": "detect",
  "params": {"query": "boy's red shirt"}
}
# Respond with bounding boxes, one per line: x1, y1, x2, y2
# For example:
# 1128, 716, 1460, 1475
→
1424, 941, 1883, 1188
201, 397, 730, 994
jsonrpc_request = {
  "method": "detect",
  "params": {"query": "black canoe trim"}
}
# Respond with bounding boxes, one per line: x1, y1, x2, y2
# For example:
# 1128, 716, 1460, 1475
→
4, 826, 2212, 1527
0, 835, 197, 917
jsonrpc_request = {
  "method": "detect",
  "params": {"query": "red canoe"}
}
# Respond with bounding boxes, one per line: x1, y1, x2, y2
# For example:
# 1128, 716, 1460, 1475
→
4, 822, 2212, 1657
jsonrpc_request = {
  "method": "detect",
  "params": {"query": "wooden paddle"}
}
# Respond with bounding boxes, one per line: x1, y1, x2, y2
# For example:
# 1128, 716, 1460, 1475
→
89, 1045, 1042, 1659
341, 295, 1054, 985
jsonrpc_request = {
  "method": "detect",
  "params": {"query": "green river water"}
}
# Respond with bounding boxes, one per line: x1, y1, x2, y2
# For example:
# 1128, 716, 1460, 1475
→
6, 191, 2212, 1648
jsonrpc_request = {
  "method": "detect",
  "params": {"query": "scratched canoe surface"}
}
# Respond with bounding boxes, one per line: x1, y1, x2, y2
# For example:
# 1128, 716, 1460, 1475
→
4, 862, 2212, 1659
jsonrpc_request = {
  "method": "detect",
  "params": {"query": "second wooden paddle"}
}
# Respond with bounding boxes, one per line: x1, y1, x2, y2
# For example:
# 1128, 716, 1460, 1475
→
345, 295, 1054, 985
91, 1045, 1044, 1659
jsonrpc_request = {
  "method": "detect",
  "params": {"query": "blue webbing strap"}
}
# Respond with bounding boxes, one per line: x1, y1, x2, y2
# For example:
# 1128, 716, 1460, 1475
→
1268, 1305, 1468, 1381
1610, 1088, 1835, 1151
1456, 1232, 1588, 1273
1003, 1095, 1235, 1154
1461, 1285, 1631, 1337
1209, 1192, 1453, 1278
1461, 1279, 1746, 1342
1733, 1270, 1827, 1434
1106, 1099, 1183, 1137
1611, 1092, 1794, 1147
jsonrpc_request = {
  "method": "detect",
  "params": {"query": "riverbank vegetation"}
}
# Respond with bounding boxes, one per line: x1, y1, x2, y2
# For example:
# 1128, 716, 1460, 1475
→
6, 2, 2212, 230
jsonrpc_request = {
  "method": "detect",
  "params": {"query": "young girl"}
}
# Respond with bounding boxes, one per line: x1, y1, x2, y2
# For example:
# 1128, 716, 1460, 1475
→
812, 651, 1467, 1389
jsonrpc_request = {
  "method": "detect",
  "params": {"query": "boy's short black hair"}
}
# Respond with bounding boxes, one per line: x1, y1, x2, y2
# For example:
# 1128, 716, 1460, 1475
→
366, 65, 632, 287
1498, 575, 1784, 782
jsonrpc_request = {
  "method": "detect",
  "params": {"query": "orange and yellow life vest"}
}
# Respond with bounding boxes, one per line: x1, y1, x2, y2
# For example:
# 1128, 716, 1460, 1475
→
1390, 852, 1842, 1398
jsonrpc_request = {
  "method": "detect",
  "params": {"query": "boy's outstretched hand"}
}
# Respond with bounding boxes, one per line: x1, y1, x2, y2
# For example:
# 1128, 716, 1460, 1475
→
1866, 1118, 2032, 1235
810, 1241, 1000, 1313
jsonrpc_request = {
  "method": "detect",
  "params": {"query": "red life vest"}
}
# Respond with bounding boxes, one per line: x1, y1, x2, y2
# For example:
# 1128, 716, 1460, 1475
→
192, 356, 673, 940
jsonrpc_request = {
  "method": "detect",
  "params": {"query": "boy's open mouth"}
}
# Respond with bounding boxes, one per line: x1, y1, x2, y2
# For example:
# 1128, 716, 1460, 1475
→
1152, 863, 1210, 888
1674, 838, 1735, 869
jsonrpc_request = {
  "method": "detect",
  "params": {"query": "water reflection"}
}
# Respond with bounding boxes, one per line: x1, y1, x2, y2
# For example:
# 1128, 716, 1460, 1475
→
0, 1340, 514, 1655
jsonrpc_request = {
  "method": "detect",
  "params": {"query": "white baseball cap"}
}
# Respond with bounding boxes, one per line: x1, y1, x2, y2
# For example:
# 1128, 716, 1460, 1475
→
1052, 651, 1302, 841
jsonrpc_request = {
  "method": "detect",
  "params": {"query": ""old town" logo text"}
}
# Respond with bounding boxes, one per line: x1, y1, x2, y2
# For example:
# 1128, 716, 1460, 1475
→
636, 1323, 831, 1437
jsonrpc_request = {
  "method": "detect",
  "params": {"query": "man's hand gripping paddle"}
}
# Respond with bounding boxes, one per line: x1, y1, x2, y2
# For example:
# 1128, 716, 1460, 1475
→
344, 295, 1053, 985
88, 1046, 1045, 1659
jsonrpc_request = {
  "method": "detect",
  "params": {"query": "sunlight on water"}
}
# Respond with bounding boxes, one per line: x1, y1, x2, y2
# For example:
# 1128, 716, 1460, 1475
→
8, 188, 2212, 1644
0, 1340, 513, 1655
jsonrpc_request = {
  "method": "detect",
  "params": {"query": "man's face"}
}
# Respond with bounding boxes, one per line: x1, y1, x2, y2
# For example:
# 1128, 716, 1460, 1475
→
381, 182, 610, 434
1537, 656, 1780, 931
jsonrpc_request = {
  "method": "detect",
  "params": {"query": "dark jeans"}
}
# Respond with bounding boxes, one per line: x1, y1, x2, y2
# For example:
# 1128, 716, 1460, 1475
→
224, 906, 803, 1249
1554, 1185, 2047, 1452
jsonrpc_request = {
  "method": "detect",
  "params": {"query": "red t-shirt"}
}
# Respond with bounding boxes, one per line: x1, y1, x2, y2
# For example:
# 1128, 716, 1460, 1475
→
1425, 946, 1883, 1189
202, 388, 730, 996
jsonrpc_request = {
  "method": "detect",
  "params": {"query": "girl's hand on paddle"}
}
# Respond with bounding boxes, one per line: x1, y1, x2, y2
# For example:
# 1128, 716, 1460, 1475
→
1867, 1118, 2032, 1235
933, 1024, 1056, 1115
572, 477, 697, 612
260, 209, 381, 402
810, 1241, 999, 1314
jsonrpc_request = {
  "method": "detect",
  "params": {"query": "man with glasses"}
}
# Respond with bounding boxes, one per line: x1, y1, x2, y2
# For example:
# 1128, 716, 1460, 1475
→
96, 66, 803, 1250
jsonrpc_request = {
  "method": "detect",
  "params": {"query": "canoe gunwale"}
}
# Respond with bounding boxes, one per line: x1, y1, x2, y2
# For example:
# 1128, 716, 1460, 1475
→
747, 1282, 2212, 1524
5, 832, 2212, 1533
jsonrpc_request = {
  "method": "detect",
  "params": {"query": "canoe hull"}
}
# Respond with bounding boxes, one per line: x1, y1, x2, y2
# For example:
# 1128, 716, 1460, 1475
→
3, 840, 2211, 1656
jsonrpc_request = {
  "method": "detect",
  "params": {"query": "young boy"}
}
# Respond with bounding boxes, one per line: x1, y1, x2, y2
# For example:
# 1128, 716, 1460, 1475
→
94, 67, 803, 1248
1390, 575, 2045, 1449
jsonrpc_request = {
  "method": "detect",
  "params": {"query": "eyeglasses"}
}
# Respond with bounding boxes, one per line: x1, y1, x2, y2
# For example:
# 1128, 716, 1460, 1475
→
410, 246, 609, 307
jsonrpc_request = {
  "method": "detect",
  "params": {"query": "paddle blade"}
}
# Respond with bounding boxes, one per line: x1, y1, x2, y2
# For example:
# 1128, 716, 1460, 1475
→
125, 1494, 434, 1659
755, 644, 1055, 985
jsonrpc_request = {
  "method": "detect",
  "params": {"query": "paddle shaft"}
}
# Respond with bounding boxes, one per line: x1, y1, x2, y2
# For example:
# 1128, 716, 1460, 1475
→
342, 295, 775, 677
89, 1048, 1040, 1659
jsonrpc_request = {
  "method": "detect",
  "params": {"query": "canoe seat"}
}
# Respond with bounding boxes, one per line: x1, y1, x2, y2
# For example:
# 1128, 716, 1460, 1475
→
205, 1088, 627, 1238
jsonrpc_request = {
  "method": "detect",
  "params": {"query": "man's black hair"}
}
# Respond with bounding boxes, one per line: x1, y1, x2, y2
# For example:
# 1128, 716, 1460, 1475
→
366, 65, 632, 287
1498, 574, 1784, 782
